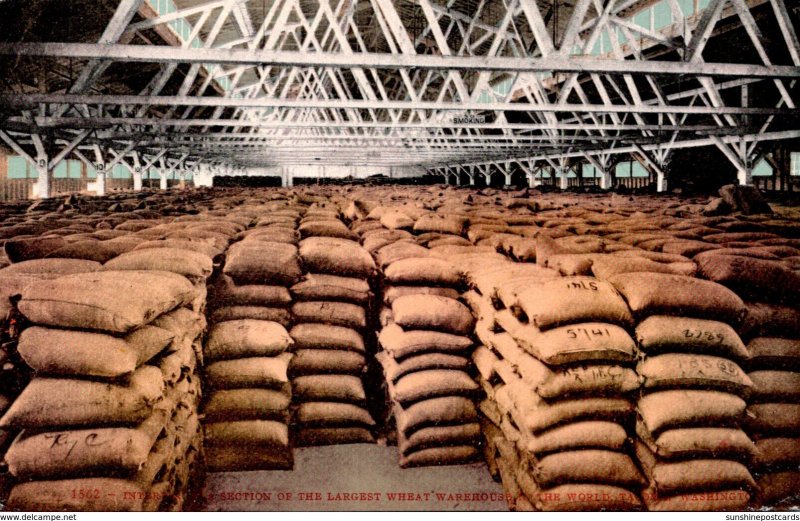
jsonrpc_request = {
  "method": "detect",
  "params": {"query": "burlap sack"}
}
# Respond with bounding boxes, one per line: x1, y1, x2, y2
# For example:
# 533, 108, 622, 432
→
392, 369, 479, 406
503, 382, 634, 433
204, 420, 289, 447
591, 256, 697, 280
0, 366, 165, 429
292, 375, 366, 404
395, 396, 478, 436
4, 236, 66, 263
296, 427, 374, 446
635, 315, 748, 360
289, 349, 366, 376
209, 275, 292, 307
755, 471, 800, 506
747, 403, 800, 435
753, 437, 800, 469
635, 422, 756, 461
6, 409, 168, 479
20, 325, 170, 378
520, 420, 627, 455
383, 285, 460, 306
515, 277, 634, 331
746, 337, 800, 368
289, 323, 365, 352
199, 447, 269, 473
375, 241, 431, 268
292, 301, 366, 329
209, 306, 292, 327
378, 351, 469, 383
203, 389, 290, 422
0, 258, 98, 275
19, 270, 195, 333
748, 370, 800, 401
223, 241, 301, 285
205, 353, 292, 390
104, 248, 212, 279
378, 323, 473, 359
739, 302, 800, 338
638, 354, 752, 396
298, 237, 377, 278
391, 295, 474, 335
398, 423, 480, 456
635, 440, 756, 495
532, 449, 645, 488
291, 274, 371, 304
608, 272, 745, 324
205, 320, 293, 360
133, 239, 222, 259
294, 402, 375, 427
384, 257, 462, 288
399, 445, 478, 468
638, 389, 746, 434
511, 322, 637, 365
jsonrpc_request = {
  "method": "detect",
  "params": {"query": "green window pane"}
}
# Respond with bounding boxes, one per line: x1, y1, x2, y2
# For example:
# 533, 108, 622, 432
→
792, 152, 800, 176
679, 0, 694, 16
53, 162, 68, 178
7, 156, 29, 179
634, 9, 651, 30
67, 160, 82, 179
653, 2, 672, 29
616, 162, 631, 178
618, 28, 627, 44
86, 164, 97, 179
601, 32, 611, 53
632, 162, 649, 177
752, 159, 773, 177
698, 0, 711, 10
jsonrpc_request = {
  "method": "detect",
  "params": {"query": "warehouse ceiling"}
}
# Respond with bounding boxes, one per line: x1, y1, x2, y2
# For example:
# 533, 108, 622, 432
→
0, 0, 797, 175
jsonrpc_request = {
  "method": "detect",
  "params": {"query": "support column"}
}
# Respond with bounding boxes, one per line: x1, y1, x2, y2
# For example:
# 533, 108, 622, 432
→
558, 167, 569, 190
738, 165, 753, 186
599, 169, 613, 190
95, 163, 106, 196
34, 156, 51, 199
159, 169, 168, 190
178, 171, 186, 189
657, 171, 668, 192
133, 167, 143, 190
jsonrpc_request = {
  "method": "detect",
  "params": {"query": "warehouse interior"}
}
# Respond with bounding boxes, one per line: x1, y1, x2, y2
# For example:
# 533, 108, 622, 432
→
0, 0, 799, 513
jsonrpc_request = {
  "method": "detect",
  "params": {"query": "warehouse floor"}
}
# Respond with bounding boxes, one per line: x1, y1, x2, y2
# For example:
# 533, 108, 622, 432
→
199, 444, 506, 511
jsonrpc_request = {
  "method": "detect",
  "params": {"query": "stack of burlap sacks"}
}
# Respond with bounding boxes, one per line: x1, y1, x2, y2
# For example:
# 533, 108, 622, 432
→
355, 209, 483, 467
693, 251, 800, 508
465, 262, 646, 511
0, 258, 104, 500
740, 302, 800, 508
290, 207, 377, 446
0, 268, 206, 511
202, 207, 299, 470
607, 272, 757, 511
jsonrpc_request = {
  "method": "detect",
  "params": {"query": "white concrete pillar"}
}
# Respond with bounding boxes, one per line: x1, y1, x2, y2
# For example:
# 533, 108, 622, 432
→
656, 171, 668, 192
133, 167, 143, 190
504, 173, 513, 188
95, 163, 106, 196
33, 156, 51, 199
738, 166, 753, 186
159, 169, 168, 190
558, 168, 569, 190
281, 167, 293, 188
599, 170, 613, 190
483, 173, 492, 186
467, 174, 475, 186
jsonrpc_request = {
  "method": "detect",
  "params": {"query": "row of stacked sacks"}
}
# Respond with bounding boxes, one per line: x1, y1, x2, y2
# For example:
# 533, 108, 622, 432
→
202, 205, 298, 471
462, 259, 645, 512
739, 303, 800, 508
0, 267, 207, 511
350, 206, 484, 468
291, 206, 377, 447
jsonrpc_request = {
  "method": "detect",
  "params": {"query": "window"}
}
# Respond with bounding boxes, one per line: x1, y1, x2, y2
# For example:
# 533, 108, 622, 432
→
653, 2, 672, 29
791, 152, 800, 176
752, 158, 773, 177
